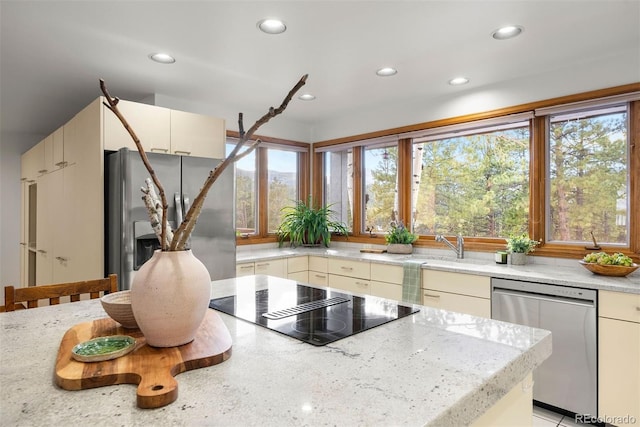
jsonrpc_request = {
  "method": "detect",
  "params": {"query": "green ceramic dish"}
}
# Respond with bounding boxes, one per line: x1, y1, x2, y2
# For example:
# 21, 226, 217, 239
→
71, 335, 136, 362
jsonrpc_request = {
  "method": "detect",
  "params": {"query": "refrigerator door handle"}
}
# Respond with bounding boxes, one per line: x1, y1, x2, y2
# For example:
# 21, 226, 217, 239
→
183, 194, 190, 217
174, 192, 183, 226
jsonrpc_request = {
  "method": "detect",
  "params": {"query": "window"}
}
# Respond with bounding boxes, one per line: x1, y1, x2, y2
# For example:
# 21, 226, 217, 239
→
324, 148, 354, 232
546, 105, 629, 245
411, 120, 530, 238
226, 142, 256, 234
364, 145, 398, 232
267, 148, 299, 233
227, 137, 308, 239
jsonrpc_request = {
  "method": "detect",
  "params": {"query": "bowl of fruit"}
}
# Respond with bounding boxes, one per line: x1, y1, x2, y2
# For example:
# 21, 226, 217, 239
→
580, 252, 638, 277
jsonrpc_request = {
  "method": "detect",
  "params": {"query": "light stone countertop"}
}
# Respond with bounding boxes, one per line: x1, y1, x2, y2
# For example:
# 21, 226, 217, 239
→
237, 244, 640, 295
0, 275, 551, 427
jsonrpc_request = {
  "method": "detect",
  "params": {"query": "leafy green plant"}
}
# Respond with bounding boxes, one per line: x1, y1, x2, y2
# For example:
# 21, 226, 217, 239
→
277, 197, 348, 247
385, 221, 418, 244
506, 233, 540, 254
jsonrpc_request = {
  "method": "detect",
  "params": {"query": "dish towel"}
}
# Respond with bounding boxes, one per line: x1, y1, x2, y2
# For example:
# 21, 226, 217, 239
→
402, 260, 425, 304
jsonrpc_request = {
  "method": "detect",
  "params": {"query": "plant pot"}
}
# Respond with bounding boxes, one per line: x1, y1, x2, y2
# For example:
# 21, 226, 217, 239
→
509, 252, 528, 265
130, 249, 213, 347
387, 244, 413, 254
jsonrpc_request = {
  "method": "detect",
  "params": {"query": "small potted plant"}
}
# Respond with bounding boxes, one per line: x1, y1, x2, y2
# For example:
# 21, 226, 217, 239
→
506, 233, 540, 265
277, 197, 348, 248
385, 221, 418, 254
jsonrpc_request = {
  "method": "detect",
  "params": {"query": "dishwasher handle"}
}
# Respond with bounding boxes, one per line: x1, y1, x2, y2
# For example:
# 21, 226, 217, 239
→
492, 287, 596, 308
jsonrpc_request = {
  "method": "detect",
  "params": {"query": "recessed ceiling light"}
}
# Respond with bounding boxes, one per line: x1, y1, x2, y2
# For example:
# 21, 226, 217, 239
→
376, 67, 397, 77
298, 93, 316, 101
448, 77, 469, 85
492, 25, 523, 40
257, 18, 287, 34
149, 53, 176, 64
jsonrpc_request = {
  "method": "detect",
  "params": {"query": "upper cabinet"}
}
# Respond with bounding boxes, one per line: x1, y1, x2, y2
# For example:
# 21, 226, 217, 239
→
102, 98, 225, 159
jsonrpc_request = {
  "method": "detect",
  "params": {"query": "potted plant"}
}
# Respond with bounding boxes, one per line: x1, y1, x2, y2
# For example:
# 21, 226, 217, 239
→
277, 197, 348, 247
100, 75, 308, 347
385, 221, 418, 254
506, 233, 540, 265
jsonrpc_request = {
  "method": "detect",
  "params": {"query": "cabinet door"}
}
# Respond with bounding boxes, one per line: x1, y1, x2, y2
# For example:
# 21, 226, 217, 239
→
254, 259, 286, 278
288, 271, 309, 283
103, 98, 171, 153
35, 170, 61, 284
287, 256, 308, 274
370, 263, 403, 285
422, 270, 490, 299
52, 126, 65, 168
308, 271, 328, 286
370, 281, 402, 301
329, 274, 370, 295
328, 259, 370, 280
236, 262, 255, 277
309, 256, 327, 273
599, 317, 640, 423
22, 143, 42, 182
422, 289, 491, 318
170, 110, 225, 158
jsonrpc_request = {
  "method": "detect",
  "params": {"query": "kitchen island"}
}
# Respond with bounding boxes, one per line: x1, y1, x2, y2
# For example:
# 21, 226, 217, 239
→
0, 275, 551, 426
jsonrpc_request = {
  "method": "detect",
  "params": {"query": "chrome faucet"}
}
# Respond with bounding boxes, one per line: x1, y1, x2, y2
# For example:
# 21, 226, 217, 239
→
435, 234, 465, 259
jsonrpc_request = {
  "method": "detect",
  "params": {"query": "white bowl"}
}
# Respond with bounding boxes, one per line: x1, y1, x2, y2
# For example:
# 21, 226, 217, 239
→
100, 290, 138, 329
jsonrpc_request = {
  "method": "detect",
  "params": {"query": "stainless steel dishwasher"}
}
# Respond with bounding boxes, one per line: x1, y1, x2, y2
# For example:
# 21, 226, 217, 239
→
491, 278, 597, 416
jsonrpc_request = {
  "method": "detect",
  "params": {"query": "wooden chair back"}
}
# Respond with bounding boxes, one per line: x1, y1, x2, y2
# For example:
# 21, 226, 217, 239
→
4, 274, 118, 312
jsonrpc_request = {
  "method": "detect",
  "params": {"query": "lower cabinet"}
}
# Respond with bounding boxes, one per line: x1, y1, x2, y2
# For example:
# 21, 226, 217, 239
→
254, 259, 286, 278
236, 262, 255, 277
471, 373, 534, 426
327, 258, 371, 294
308, 256, 328, 286
370, 263, 403, 301
287, 256, 308, 282
598, 291, 640, 425
421, 270, 491, 318
329, 274, 371, 295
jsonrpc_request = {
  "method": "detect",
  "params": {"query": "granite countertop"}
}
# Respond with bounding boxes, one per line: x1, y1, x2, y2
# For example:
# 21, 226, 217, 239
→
237, 246, 640, 295
0, 275, 551, 426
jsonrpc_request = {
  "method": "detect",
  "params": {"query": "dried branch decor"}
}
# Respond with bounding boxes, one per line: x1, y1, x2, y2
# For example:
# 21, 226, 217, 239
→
100, 74, 308, 251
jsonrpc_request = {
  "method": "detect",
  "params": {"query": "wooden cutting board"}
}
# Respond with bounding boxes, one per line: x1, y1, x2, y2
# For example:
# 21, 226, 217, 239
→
360, 248, 387, 254
54, 310, 232, 409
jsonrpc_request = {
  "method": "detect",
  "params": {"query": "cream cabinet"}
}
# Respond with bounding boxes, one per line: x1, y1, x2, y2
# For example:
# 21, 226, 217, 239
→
236, 262, 255, 277
102, 98, 225, 158
370, 263, 403, 301
328, 258, 371, 294
254, 259, 286, 278
598, 291, 640, 425
308, 256, 328, 286
287, 256, 308, 282
421, 270, 491, 318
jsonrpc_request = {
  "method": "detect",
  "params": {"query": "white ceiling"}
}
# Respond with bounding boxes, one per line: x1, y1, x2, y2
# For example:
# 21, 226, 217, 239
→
1, 1, 639, 148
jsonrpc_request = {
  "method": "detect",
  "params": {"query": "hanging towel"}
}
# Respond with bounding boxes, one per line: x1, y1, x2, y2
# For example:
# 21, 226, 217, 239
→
402, 260, 425, 304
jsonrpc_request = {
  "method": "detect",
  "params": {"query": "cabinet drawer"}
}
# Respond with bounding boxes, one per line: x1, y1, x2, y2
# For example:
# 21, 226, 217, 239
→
600, 290, 640, 323
287, 256, 308, 274
329, 274, 371, 295
288, 271, 309, 283
370, 281, 402, 301
236, 262, 255, 277
254, 259, 286, 277
328, 259, 370, 280
309, 256, 327, 273
422, 270, 490, 299
370, 263, 404, 285
422, 289, 491, 318
308, 271, 328, 286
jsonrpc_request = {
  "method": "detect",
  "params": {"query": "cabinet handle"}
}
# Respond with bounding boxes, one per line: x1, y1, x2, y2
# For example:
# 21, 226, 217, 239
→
55, 256, 68, 262
27, 179, 36, 183
424, 293, 440, 299
256, 263, 269, 267
174, 150, 191, 155
314, 274, 326, 279
37, 249, 47, 254
38, 169, 48, 174
239, 265, 253, 270
150, 148, 169, 153
355, 281, 369, 287
55, 161, 68, 168
340, 266, 353, 271
20, 242, 27, 246
20, 177, 27, 182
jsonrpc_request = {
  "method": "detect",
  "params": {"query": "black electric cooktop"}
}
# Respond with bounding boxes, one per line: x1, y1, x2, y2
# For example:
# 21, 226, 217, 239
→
209, 283, 419, 346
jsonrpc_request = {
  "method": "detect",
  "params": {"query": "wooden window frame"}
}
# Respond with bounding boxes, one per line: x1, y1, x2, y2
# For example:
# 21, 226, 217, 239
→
313, 83, 640, 262
227, 131, 310, 245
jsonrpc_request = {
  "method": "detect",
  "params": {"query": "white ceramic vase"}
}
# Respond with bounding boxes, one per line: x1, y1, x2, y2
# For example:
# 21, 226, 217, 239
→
131, 249, 211, 347
510, 252, 528, 265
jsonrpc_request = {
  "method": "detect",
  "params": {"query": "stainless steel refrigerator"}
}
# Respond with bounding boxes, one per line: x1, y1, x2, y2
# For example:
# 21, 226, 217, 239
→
106, 148, 236, 291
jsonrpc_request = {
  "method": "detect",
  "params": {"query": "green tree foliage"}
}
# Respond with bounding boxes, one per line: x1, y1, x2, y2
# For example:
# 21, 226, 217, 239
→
365, 147, 398, 231
268, 176, 297, 233
235, 174, 255, 232
549, 112, 627, 244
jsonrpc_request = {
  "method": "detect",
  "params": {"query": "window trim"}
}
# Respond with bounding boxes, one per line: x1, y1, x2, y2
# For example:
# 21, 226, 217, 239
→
313, 83, 640, 261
